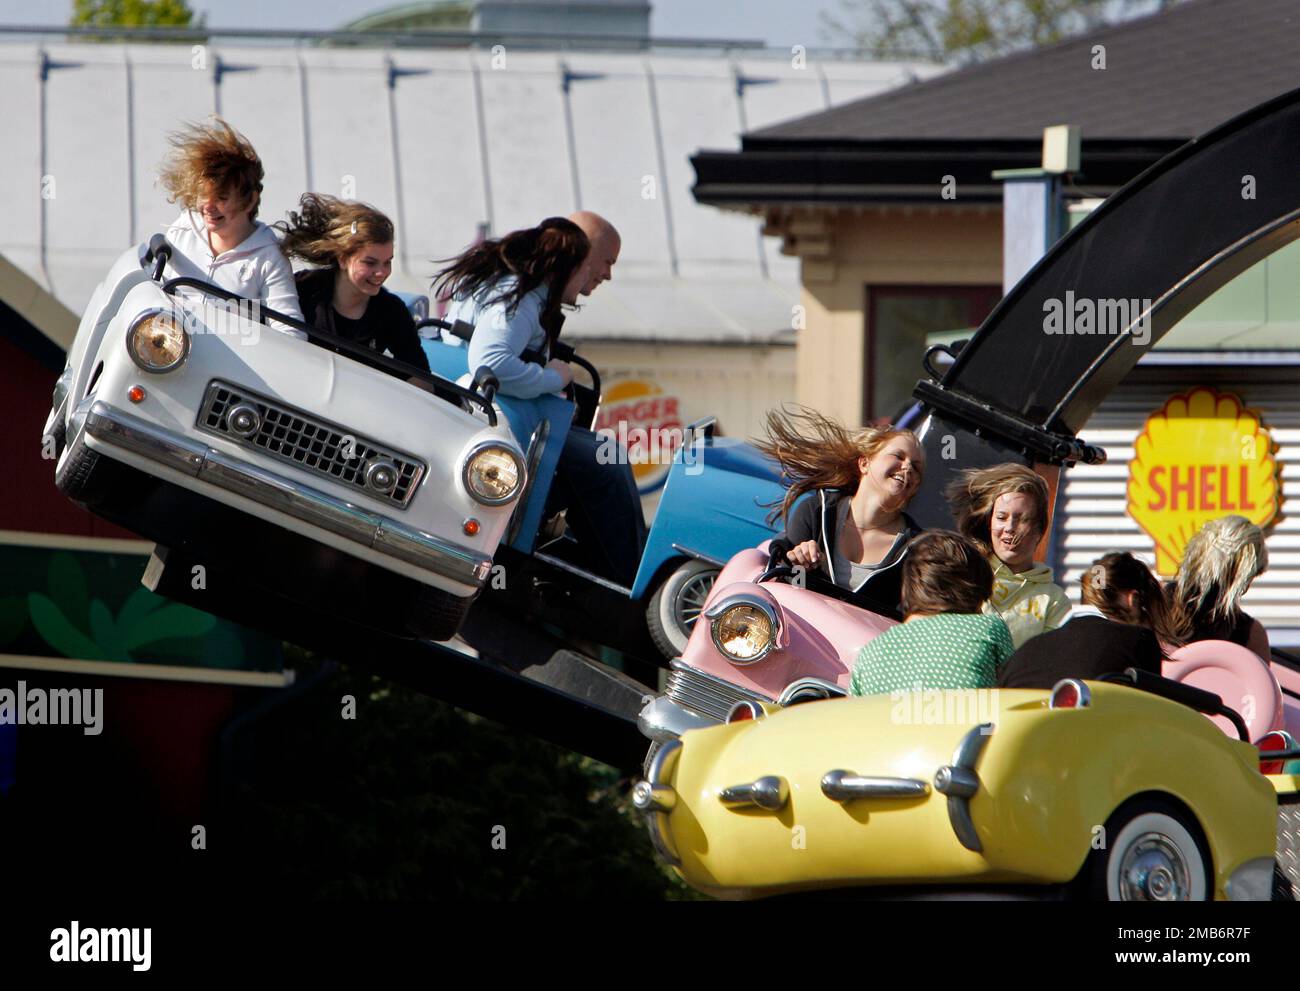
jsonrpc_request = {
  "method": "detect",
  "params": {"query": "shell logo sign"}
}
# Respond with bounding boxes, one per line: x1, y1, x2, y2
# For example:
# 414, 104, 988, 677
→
594, 379, 685, 494
1127, 387, 1280, 576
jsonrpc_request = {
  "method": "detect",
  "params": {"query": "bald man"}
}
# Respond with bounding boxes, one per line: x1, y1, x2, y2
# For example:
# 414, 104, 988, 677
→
568, 211, 621, 299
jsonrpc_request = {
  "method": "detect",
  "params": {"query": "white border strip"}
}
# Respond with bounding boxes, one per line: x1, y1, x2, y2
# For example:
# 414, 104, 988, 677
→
0, 530, 152, 554
0, 653, 292, 688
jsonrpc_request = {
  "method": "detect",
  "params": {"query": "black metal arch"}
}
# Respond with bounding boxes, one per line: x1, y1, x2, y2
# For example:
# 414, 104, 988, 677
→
908, 85, 1300, 528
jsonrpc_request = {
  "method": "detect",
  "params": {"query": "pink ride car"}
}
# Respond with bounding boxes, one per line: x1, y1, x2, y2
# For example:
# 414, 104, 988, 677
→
637, 543, 896, 754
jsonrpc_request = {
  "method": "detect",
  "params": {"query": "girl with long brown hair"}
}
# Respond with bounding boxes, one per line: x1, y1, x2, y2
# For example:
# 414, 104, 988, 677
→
998, 552, 1188, 688
945, 463, 1071, 647
274, 193, 428, 370
432, 214, 645, 585
432, 216, 593, 397
755, 405, 925, 619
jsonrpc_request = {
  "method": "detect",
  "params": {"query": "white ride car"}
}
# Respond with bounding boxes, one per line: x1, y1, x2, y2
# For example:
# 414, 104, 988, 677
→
44, 237, 526, 641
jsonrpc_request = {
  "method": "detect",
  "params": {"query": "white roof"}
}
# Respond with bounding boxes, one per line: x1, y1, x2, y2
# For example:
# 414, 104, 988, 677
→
0, 41, 940, 343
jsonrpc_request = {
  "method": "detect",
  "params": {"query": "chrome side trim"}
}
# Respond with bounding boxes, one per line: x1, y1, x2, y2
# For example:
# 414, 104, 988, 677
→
821, 770, 930, 801
43, 366, 74, 443
777, 677, 848, 707
633, 738, 683, 866
670, 543, 726, 568
82, 401, 491, 588
663, 659, 768, 726
933, 722, 994, 853
533, 550, 632, 596
719, 775, 789, 812
637, 694, 717, 743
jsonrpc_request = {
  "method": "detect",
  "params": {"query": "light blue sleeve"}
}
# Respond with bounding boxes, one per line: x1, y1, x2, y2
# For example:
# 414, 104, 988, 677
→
465, 292, 565, 398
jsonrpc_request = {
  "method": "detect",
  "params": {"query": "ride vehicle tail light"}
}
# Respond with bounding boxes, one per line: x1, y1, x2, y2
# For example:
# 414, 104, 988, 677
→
1257, 730, 1296, 775
726, 700, 764, 724
1048, 679, 1091, 709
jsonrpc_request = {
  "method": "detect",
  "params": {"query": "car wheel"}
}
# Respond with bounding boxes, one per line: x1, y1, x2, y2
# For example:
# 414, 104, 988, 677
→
646, 559, 717, 659
405, 584, 474, 642
1085, 798, 1213, 901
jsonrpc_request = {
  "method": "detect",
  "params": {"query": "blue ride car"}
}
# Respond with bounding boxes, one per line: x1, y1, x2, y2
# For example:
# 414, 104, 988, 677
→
415, 316, 784, 661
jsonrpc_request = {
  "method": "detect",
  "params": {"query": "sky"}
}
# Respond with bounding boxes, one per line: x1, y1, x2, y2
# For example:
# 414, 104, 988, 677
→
3, 0, 850, 48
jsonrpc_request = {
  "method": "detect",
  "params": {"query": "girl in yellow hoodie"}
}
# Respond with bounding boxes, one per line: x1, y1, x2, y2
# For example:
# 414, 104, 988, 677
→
946, 464, 1071, 648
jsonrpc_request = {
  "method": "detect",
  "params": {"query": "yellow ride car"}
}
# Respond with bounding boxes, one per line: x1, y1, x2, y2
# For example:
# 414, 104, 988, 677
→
633, 678, 1300, 900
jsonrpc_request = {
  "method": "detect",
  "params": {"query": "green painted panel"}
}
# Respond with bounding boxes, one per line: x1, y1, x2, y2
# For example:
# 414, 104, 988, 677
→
0, 545, 282, 673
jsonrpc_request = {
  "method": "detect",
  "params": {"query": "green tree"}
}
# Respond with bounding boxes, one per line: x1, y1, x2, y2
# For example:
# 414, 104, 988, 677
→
823, 0, 1182, 64
70, 0, 203, 30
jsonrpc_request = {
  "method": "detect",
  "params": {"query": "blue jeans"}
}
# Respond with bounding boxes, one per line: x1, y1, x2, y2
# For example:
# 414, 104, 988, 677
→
547, 426, 647, 586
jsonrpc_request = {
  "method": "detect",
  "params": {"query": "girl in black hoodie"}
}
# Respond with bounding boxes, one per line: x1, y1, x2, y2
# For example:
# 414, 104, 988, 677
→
755, 406, 925, 620
275, 194, 429, 371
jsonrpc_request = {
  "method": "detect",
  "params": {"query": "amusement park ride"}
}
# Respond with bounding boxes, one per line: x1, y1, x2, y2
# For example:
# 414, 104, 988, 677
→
44, 87, 1300, 897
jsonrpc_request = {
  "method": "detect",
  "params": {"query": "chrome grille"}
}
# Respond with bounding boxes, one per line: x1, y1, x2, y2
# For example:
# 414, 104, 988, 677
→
665, 661, 767, 724
197, 380, 425, 508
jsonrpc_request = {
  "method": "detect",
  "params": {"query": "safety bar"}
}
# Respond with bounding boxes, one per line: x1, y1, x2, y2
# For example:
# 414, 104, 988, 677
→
161, 277, 497, 426
1107, 667, 1251, 742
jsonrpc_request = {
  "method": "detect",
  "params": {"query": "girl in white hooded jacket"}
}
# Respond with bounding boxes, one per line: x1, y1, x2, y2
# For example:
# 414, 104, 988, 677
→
158, 118, 305, 337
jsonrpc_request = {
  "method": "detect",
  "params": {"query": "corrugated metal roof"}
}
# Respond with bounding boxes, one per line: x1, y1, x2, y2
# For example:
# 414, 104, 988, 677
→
0, 41, 935, 343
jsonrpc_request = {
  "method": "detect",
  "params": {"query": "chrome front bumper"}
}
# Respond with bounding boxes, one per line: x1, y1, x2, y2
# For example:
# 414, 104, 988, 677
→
74, 400, 493, 590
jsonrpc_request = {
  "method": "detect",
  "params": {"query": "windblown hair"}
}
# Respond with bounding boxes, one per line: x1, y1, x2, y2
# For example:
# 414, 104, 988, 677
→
1172, 515, 1268, 628
158, 117, 264, 220
274, 194, 395, 267
945, 463, 1050, 557
753, 405, 924, 526
1081, 552, 1190, 647
900, 530, 994, 617
431, 218, 590, 346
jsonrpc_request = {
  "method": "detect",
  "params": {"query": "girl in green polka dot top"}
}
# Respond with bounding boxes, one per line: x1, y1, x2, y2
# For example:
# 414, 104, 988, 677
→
850, 530, 1014, 696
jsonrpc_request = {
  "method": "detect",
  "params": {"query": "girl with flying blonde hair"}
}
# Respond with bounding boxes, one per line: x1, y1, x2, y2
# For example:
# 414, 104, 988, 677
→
755, 405, 925, 619
275, 193, 428, 370
946, 463, 1071, 648
158, 117, 303, 329
1172, 515, 1270, 660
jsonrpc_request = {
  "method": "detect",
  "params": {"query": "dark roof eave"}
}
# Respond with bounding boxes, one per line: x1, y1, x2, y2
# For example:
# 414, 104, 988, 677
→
690, 139, 1183, 208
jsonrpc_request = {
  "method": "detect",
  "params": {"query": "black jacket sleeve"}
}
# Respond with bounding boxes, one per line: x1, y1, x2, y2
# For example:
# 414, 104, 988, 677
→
776, 492, 820, 549
376, 293, 431, 372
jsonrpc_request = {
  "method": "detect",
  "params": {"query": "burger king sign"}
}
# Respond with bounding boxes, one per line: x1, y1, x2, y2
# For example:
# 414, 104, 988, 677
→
594, 379, 687, 494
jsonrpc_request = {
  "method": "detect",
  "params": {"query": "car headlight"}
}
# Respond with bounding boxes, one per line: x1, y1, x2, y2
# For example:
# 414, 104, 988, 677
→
126, 308, 188, 373
708, 596, 780, 664
462, 443, 525, 506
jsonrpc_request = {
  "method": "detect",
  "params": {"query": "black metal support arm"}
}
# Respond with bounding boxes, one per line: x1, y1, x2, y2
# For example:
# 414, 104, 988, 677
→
912, 379, 1107, 467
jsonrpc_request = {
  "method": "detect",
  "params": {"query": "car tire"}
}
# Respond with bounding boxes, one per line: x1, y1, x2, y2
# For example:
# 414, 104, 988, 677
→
1083, 797, 1213, 901
646, 559, 718, 659
405, 584, 474, 642
54, 437, 110, 504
